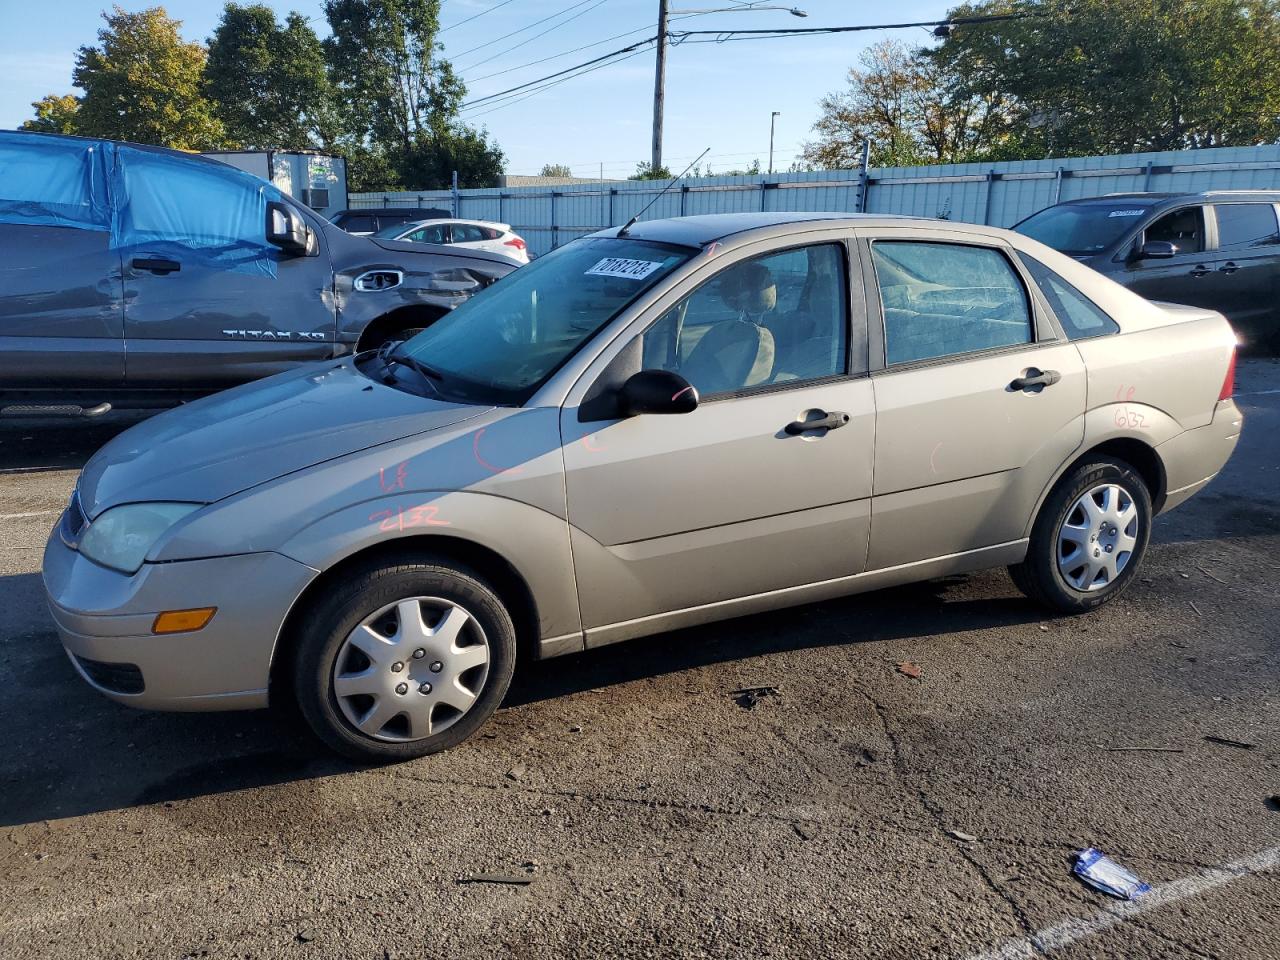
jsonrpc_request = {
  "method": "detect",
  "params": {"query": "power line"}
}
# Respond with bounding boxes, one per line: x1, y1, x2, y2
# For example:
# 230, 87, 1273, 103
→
461, 22, 658, 84
461, 36, 657, 109
440, 0, 521, 34
447, 0, 598, 62
667, 12, 1031, 42
456, 0, 611, 73
463, 45, 653, 119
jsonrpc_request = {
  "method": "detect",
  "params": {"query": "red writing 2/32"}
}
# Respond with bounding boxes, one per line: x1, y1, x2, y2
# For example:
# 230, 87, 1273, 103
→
370, 504, 450, 531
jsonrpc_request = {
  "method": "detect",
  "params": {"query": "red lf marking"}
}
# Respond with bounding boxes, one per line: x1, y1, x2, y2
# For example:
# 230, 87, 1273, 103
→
378, 461, 408, 493
1114, 384, 1136, 403
472, 427, 525, 475
369, 504, 450, 531
671, 385, 694, 402
581, 434, 606, 453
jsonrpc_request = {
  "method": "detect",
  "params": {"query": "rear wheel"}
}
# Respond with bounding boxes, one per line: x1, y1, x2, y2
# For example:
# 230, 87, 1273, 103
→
292, 557, 517, 762
1009, 457, 1152, 613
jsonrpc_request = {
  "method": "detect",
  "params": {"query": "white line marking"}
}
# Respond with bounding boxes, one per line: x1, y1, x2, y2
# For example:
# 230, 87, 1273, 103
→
0, 511, 58, 520
967, 845, 1280, 960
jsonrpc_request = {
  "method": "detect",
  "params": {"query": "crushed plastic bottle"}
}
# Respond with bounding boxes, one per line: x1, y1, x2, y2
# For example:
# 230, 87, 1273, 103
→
1072, 848, 1152, 900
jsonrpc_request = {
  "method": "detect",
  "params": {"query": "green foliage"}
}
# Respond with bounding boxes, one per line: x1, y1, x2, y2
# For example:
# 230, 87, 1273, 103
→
205, 3, 338, 151
539, 163, 574, 177
630, 162, 674, 180
72, 6, 224, 150
21, 95, 81, 134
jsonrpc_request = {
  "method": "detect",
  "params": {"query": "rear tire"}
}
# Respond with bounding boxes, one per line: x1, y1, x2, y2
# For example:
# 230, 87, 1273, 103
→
292, 557, 517, 763
1009, 457, 1152, 613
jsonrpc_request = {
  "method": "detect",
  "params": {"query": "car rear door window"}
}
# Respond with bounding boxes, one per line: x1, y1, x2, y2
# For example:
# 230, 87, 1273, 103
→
1214, 203, 1279, 251
451, 224, 486, 243
406, 223, 448, 243
641, 243, 850, 396
1020, 256, 1120, 340
870, 241, 1032, 365
1144, 206, 1204, 253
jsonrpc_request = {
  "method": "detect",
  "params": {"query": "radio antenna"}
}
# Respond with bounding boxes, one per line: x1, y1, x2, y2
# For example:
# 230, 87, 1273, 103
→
617, 147, 711, 236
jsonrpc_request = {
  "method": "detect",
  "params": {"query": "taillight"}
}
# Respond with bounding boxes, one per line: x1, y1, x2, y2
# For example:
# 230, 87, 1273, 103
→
1219, 347, 1236, 401
504, 236, 526, 251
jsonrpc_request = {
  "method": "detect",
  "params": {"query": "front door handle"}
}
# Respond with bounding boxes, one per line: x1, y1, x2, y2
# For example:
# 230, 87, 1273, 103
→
1010, 368, 1061, 392
1188, 264, 1211, 278
1219, 261, 1239, 274
132, 257, 181, 275
784, 410, 850, 435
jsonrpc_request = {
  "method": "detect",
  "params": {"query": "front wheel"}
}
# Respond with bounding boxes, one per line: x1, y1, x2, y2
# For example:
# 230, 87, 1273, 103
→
292, 557, 517, 762
1009, 457, 1152, 613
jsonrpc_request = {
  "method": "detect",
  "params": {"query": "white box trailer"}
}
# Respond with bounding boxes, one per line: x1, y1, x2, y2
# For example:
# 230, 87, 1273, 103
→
201, 150, 348, 218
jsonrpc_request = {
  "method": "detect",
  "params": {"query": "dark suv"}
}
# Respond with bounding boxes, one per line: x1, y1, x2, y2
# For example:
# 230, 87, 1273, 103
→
330, 207, 452, 236
1014, 191, 1280, 352
0, 132, 519, 413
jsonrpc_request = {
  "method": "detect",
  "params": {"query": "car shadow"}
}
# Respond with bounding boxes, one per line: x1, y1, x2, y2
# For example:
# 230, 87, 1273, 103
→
0, 413, 153, 472
0, 571, 1042, 828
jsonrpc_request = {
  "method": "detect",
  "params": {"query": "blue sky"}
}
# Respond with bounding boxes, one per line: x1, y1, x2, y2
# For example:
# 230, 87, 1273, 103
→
0, 0, 952, 176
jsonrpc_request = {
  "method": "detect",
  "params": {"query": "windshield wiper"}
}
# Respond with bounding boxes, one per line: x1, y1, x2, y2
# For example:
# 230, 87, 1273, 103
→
387, 346, 444, 382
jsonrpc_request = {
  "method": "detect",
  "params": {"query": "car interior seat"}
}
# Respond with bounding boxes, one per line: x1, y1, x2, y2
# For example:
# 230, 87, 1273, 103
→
680, 261, 777, 394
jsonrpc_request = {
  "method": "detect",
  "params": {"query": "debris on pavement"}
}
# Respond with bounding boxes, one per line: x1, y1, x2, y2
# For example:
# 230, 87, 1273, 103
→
1265, 796, 1280, 813
732, 686, 780, 709
296, 927, 317, 943
946, 830, 978, 843
1189, 600, 1202, 617
793, 823, 817, 841
1072, 848, 1151, 900
1204, 735, 1258, 750
459, 871, 536, 886
1100, 745, 1184, 753
1196, 563, 1228, 585
896, 661, 922, 679
505, 763, 526, 781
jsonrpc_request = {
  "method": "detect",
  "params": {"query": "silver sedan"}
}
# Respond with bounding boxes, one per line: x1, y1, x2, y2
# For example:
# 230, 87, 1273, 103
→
43, 212, 1242, 761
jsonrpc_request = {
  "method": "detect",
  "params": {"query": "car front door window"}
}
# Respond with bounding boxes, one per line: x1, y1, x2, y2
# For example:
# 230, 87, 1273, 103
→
1144, 207, 1205, 253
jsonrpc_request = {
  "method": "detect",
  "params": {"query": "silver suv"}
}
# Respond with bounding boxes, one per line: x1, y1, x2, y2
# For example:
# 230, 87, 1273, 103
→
43, 213, 1242, 762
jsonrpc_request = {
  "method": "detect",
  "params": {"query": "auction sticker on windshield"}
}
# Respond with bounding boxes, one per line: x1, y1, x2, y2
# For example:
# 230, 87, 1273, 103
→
1107, 209, 1146, 217
586, 257, 664, 280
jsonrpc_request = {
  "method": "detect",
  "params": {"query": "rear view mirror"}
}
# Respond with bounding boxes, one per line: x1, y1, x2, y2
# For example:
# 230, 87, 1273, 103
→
1135, 240, 1177, 260
618, 370, 699, 416
267, 201, 316, 256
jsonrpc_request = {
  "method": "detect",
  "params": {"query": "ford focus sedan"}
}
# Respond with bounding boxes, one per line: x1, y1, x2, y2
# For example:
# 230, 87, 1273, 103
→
43, 212, 1242, 762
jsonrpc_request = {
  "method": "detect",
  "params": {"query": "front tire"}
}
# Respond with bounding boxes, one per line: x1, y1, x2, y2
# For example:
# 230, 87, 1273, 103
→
1010, 457, 1152, 613
292, 557, 517, 762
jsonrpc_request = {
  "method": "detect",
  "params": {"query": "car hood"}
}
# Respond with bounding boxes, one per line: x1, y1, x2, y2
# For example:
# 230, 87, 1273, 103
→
78, 363, 491, 516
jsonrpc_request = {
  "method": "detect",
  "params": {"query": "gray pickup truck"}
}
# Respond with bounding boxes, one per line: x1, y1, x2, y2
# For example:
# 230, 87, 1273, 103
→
0, 131, 519, 414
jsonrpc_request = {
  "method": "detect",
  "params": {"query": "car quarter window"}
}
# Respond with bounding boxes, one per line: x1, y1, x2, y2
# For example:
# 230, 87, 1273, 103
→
1214, 203, 1279, 251
1144, 206, 1204, 252
1020, 255, 1120, 340
639, 243, 849, 397
869, 240, 1032, 365
452, 224, 486, 242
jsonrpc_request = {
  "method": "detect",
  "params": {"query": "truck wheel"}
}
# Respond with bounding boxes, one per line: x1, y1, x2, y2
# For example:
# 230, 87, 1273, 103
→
292, 557, 517, 762
1009, 457, 1152, 613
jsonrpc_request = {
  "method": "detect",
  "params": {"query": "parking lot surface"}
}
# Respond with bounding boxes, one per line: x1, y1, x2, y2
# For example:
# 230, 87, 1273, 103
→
2, 364, 1278, 960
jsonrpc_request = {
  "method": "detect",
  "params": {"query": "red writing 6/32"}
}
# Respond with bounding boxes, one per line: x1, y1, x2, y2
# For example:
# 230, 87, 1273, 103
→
1114, 406, 1146, 429
370, 504, 450, 531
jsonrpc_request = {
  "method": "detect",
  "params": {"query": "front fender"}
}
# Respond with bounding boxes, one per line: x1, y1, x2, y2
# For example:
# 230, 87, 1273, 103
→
277, 490, 582, 648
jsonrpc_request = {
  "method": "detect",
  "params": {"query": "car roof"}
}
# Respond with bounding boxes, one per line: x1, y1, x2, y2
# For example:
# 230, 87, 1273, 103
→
396, 218, 509, 229
334, 207, 451, 217
1060, 190, 1280, 206
5, 129, 245, 172
591, 211, 997, 247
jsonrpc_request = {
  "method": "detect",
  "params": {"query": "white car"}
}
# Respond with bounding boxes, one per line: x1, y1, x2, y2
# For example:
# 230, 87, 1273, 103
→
374, 218, 530, 263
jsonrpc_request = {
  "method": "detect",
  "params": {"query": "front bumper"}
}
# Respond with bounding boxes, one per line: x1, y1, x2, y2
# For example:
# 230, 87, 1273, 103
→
42, 530, 317, 711
1157, 398, 1243, 512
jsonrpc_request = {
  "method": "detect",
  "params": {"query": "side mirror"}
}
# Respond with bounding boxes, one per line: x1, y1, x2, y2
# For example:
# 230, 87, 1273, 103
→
618, 370, 699, 416
267, 200, 316, 256
1134, 240, 1177, 261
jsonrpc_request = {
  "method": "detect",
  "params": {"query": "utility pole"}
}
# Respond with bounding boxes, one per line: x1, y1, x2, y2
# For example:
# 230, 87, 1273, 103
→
651, 0, 669, 175
768, 111, 780, 174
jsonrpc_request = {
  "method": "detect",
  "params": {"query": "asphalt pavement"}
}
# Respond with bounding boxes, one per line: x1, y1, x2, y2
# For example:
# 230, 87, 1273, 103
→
1, 363, 1277, 959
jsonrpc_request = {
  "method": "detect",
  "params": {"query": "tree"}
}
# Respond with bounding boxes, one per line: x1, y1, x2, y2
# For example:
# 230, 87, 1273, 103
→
933, 0, 1280, 156
21, 95, 81, 134
630, 161, 673, 180
801, 39, 1009, 169
324, 0, 503, 189
205, 4, 338, 151
539, 163, 573, 177
71, 6, 224, 149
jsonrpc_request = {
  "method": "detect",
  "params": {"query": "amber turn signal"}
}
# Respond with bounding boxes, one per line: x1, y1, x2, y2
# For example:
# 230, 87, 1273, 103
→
152, 607, 217, 634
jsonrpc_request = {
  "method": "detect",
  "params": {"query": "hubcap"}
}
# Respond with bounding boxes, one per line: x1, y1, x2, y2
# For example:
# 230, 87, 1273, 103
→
1057, 483, 1139, 592
331, 597, 490, 742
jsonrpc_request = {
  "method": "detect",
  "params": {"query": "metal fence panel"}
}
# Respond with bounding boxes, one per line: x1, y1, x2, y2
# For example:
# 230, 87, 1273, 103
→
349, 145, 1280, 256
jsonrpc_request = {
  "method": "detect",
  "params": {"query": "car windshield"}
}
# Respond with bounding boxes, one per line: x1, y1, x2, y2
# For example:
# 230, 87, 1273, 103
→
395, 237, 694, 404
1014, 203, 1151, 255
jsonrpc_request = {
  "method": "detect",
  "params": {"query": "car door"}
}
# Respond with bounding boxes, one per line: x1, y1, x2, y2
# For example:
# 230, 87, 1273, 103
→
1119, 204, 1227, 308
1205, 201, 1280, 351
560, 236, 875, 642
0, 134, 124, 390
859, 229, 1086, 570
116, 148, 336, 389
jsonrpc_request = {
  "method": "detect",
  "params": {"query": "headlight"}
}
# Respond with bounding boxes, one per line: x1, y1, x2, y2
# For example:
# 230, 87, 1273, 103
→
78, 502, 201, 574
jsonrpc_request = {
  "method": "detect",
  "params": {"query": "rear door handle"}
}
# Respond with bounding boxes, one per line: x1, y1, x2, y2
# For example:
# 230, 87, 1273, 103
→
1010, 368, 1061, 392
132, 257, 181, 275
1219, 261, 1239, 274
1188, 264, 1211, 278
784, 410, 850, 435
